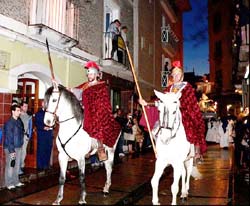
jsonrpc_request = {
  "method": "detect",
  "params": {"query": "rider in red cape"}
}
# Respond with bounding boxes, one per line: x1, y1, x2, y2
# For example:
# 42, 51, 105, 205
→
74, 61, 121, 160
139, 60, 206, 158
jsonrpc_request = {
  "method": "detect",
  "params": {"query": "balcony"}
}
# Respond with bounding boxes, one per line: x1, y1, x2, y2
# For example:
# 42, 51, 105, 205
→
161, 26, 179, 57
28, 0, 79, 50
102, 32, 132, 81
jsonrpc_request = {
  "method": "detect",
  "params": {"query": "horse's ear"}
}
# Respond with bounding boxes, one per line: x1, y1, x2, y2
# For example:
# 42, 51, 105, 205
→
154, 90, 164, 101
52, 79, 59, 91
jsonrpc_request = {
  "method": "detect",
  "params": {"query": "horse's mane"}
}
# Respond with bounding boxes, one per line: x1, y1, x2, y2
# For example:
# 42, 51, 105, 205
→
44, 85, 83, 123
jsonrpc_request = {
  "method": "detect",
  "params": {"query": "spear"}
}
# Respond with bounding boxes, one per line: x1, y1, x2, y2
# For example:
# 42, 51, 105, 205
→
125, 45, 157, 157
45, 38, 55, 80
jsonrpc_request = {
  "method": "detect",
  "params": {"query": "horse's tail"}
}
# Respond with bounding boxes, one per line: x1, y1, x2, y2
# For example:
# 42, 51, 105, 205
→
191, 165, 202, 180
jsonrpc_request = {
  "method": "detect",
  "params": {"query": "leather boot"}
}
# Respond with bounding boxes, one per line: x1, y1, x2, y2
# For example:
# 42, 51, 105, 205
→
97, 140, 108, 161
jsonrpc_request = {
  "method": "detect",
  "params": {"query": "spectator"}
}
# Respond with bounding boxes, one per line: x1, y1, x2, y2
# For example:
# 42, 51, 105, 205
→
132, 117, 144, 153
114, 109, 127, 158
106, 19, 121, 60
123, 113, 135, 154
19, 100, 33, 174
35, 101, 54, 170
3, 104, 24, 190
118, 26, 128, 64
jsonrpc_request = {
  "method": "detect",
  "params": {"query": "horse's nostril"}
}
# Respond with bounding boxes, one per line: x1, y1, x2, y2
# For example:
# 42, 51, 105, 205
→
47, 120, 51, 125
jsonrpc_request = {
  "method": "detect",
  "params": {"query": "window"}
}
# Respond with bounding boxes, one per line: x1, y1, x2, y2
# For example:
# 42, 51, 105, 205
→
215, 69, 222, 92
29, 0, 78, 39
213, 12, 221, 33
214, 40, 222, 59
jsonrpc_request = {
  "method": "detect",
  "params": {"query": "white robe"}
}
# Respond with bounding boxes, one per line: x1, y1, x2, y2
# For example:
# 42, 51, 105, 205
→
219, 122, 229, 148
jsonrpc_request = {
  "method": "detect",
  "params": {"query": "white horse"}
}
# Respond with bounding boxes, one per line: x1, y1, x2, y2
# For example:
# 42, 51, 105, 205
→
43, 83, 120, 205
151, 90, 197, 205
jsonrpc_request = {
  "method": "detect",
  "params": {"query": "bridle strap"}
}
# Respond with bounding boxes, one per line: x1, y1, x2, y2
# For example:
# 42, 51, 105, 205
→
57, 116, 75, 124
58, 123, 82, 159
45, 90, 61, 116
157, 106, 180, 142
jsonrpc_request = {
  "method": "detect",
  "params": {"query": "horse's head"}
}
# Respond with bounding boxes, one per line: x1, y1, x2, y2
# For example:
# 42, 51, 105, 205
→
44, 83, 83, 127
44, 82, 60, 127
154, 90, 182, 143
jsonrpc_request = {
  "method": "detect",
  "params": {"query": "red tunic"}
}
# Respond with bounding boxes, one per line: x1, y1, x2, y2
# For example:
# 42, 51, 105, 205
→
164, 83, 207, 154
76, 81, 121, 147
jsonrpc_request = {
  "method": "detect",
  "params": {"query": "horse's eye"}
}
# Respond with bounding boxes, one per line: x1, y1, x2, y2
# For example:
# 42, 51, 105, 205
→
52, 99, 57, 103
173, 111, 176, 114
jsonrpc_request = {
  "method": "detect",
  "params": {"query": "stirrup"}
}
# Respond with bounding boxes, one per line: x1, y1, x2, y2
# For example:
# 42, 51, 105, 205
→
97, 147, 108, 161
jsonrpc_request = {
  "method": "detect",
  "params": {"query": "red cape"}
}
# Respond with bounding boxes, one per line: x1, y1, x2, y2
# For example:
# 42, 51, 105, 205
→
164, 83, 207, 154
77, 81, 121, 147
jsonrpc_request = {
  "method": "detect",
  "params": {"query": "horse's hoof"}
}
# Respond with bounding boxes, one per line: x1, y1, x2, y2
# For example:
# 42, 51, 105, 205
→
103, 191, 109, 197
52, 201, 60, 205
180, 197, 188, 202
152, 202, 160, 205
78, 200, 87, 205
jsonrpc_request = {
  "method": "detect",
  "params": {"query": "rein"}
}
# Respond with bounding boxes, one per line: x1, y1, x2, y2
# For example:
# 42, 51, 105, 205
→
58, 123, 82, 159
157, 104, 181, 143
57, 116, 75, 124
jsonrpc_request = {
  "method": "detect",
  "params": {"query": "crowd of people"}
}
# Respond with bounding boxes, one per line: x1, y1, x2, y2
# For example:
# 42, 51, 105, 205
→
205, 107, 250, 170
2, 100, 54, 190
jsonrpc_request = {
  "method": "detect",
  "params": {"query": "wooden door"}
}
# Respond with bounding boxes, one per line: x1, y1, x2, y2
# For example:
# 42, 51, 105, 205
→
13, 78, 39, 168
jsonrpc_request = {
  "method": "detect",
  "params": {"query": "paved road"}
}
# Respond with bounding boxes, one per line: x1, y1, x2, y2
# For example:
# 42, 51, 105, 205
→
0, 144, 246, 205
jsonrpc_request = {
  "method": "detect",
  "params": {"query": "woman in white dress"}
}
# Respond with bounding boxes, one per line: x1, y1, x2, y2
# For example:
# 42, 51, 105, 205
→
206, 119, 216, 142
219, 118, 230, 149
214, 119, 221, 143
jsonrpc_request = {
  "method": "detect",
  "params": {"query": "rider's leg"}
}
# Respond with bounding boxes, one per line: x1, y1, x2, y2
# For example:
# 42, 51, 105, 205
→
97, 140, 108, 161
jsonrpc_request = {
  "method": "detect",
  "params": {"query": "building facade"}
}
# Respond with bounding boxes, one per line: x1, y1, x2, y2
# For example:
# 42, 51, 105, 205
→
232, 0, 249, 110
208, 0, 243, 117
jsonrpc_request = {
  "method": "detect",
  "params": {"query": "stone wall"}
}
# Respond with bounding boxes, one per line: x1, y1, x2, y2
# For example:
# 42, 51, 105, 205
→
77, 2, 104, 57
0, 0, 28, 24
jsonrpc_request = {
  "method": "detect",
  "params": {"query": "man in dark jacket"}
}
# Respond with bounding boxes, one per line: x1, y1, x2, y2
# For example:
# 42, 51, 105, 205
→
3, 104, 24, 190
35, 101, 53, 170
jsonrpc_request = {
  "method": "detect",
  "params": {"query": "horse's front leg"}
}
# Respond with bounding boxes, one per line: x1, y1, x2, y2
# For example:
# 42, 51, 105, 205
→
78, 157, 87, 204
182, 158, 193, 198
103, 147, 114, 195
151, 159, 168, 205
180, 163, 188, 200
171, 164, 182, 205
53, 153, 69, 205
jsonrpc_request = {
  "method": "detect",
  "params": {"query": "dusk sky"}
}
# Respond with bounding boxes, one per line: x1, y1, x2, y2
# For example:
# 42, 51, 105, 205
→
183, 0, 209, 76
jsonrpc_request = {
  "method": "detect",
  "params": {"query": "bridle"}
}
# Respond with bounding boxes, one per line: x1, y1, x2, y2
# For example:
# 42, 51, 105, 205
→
45, 89, 82, 159
45, 90, 61, 122
45, 90, 76, 123
155, 101, 181, 143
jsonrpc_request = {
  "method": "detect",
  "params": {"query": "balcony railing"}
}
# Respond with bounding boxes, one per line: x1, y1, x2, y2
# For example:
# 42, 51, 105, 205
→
28, 0, 79, 44
161, 25, 179, 56
103, 32, 129, 68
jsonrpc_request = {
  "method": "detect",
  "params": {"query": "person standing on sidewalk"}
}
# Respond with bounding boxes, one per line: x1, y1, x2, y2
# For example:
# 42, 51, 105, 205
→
3, 104, 25, 190
19, 100, 33, 174
35, 101, 54, 170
